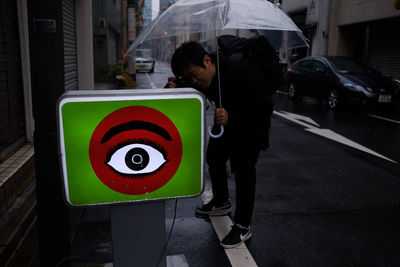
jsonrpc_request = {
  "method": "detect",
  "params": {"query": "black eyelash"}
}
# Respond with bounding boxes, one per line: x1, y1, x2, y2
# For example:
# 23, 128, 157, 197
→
108, 162, 168, 180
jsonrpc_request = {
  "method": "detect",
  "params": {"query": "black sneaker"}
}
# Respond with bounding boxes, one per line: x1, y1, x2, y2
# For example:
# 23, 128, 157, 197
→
195, 199, 231, 216
220, 224, 252, 249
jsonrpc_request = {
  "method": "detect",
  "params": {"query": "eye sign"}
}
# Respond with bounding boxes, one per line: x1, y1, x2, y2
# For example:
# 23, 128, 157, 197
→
106, 142, 167, 175
89, 106, 183, 195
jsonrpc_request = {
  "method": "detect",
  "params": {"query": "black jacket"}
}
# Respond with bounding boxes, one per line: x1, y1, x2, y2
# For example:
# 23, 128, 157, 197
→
205, 53, 273, 150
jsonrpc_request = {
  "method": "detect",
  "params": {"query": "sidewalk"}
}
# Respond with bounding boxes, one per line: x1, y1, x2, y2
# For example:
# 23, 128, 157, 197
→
94, 82, 116, 90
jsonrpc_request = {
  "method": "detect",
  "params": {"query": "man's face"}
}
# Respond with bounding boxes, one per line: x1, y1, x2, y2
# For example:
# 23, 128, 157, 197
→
182, 55, 215, 91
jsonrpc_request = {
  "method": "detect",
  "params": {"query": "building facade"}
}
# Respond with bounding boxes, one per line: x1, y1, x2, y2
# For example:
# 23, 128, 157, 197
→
282, 0, 332, 61
0, 0, 94, 265
143, 0, 152, 27
92, 0, 122, 81
282, 0, 400, 80
328, 0, 400, 80
0, 0, 28, 159
0, 0, 94, 162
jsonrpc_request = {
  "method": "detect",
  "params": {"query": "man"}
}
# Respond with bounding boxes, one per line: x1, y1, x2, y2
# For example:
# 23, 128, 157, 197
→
166, 40, 274, 248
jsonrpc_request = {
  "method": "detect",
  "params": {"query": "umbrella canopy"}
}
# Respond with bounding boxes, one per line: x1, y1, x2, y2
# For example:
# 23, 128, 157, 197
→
126, 0, 307, 56
125, 0, 308, 138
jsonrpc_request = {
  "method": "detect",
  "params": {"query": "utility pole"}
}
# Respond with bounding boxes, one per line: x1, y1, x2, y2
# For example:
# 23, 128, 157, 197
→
127, 0, 137, 79
122, 0, 128, 53
28, 0, 70, 266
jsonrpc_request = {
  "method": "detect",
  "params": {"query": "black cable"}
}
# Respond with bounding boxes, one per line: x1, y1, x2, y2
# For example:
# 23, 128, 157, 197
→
55, 208, 89, 267
156, 198, 178, 267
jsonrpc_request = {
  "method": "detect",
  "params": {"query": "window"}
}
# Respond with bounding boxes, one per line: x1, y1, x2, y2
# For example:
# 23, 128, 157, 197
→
312, 61, 327, 72
297, 60, 313, 70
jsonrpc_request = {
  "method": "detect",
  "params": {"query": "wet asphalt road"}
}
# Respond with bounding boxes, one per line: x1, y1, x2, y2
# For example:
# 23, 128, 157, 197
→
71, 62, 400, 266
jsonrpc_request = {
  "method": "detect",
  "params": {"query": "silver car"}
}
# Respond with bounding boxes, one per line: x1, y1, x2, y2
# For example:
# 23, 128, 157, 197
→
135, 49, 155, 73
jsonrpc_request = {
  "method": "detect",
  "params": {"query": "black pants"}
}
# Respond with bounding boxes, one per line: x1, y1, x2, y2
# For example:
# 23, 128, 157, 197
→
206, 134, 260, 227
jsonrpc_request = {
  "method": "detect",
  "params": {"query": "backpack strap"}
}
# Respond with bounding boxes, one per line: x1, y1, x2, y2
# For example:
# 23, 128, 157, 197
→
226, 52, 244, 77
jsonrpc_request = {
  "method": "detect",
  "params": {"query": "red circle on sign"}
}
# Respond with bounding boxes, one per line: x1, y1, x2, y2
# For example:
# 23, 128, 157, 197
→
89, 106, 182, 195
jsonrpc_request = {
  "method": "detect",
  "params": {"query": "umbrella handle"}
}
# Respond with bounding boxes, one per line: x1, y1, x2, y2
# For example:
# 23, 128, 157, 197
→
208, 125, 224, 139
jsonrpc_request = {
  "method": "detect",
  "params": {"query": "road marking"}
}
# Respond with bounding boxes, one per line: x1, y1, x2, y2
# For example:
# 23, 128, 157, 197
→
275, 110, 320, 127
166, 254, 189, 267
368, 114, 400, 125
274, 110, 398, 164
210, 216, 258, 267
306, 128, 397, 163
145, 73, 157, 89
104, 255, 189, 267
200, 184, 213, 204
201, 183, 258, 267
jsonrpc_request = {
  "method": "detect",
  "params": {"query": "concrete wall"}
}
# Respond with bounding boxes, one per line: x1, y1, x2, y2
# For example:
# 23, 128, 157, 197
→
76, 0, 94, 90
328, 0, 400, 56
282, 0, 318, 25
282, 0, 309, 13
332, 0, 399, 26
311, 0, 331, 56
17, 0, 34, 142
282, 0, 331, 57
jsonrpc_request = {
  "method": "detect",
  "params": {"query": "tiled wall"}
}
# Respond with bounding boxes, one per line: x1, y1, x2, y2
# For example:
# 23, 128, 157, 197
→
0, 144, 35, 215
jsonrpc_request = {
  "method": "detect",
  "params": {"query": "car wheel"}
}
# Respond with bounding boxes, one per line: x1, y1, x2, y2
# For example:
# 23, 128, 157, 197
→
328, 89, 340, 110
288, 82, 298, 99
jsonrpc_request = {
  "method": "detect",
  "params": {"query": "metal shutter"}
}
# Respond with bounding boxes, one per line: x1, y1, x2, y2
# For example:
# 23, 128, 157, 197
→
63, 0, 78, 90
0, 0, 25, 155
368, 18, 400, 80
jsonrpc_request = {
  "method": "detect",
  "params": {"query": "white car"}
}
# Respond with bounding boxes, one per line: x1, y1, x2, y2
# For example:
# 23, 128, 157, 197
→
135, 49, 155, 73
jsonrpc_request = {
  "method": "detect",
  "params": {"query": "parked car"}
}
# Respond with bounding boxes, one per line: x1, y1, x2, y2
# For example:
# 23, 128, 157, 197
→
284, 56, 400, 109
135, 48, 155, 73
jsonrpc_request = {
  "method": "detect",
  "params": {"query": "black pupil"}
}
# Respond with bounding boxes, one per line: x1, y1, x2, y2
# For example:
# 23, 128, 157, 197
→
125, 147, 149, 171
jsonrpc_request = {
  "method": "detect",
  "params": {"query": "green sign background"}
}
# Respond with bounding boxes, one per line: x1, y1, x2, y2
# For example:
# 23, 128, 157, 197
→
61, 98, 203, 206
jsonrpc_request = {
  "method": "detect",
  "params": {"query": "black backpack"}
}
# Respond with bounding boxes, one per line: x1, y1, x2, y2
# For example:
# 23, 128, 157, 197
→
218, 35, 283, 95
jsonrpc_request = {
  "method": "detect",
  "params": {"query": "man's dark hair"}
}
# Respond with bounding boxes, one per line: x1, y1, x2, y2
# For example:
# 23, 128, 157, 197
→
171, 41, 208, 76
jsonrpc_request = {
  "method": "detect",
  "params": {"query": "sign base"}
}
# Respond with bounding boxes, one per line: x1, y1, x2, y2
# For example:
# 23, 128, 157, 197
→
111, 201, 166, 267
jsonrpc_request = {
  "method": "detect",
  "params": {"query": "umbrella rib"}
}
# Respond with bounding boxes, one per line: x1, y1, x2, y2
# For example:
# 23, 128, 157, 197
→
218, 0, 228, 29
222, 0, 228, 28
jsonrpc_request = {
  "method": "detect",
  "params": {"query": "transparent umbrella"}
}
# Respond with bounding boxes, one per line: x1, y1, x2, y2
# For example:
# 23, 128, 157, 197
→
126, 0, 308, 137
126, 0, 307, 55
